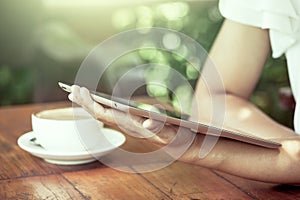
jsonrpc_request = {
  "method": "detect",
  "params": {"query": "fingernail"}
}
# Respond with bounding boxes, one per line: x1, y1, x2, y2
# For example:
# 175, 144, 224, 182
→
142, 119, 152, 129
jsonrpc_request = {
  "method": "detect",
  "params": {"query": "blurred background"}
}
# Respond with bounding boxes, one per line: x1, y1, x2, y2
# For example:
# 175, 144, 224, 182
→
0, 0, 295, 128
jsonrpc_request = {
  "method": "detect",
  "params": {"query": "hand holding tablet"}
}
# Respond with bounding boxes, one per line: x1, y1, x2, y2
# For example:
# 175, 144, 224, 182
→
58, 82, 281, 149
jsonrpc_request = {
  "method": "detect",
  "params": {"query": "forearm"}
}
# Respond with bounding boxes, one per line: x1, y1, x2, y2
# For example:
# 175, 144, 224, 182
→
196, 92, 296, 139
183, 91, 300, 184
181, 133, 300, 184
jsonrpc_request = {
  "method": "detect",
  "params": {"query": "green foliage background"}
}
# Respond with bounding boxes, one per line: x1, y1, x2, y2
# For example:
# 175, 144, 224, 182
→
0, 0, 294, 128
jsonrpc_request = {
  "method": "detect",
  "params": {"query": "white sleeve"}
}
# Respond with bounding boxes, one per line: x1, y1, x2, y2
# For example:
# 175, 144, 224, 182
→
219, 0, 300, 58
219, 0, 263, 28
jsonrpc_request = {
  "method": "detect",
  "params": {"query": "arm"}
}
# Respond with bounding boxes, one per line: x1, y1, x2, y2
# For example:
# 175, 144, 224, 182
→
195, 19, 295, 139
191, 19, 300, 183
68, 19, 300, 184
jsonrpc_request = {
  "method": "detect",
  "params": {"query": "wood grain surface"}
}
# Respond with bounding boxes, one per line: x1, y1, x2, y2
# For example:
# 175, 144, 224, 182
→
0, 101, 300, 199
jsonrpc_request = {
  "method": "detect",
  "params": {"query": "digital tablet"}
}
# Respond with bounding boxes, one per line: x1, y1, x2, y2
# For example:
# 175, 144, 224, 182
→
58, 82, 281, 149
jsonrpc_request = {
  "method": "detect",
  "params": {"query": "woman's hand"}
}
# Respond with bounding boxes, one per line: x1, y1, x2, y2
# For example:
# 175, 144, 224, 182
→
68, 85, 182, 146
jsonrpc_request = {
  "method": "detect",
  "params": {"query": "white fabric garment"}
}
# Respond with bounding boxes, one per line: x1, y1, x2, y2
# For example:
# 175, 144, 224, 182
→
219, 0, 300, 133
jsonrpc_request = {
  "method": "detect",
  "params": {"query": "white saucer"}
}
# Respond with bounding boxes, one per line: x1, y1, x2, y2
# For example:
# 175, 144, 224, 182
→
17, 128, 126, 165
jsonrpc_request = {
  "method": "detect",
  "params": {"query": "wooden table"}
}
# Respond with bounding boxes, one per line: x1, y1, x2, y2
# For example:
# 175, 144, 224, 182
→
1, 102, 300, 199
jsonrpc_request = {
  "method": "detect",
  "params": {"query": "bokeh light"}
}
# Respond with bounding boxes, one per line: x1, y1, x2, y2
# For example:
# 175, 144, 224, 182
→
156, 2, 189, 21
112, 9, 136, 30
162, 32, 181, 50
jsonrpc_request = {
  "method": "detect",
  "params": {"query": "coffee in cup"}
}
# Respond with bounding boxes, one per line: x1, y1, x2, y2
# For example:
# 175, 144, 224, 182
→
31, 107, 104, 153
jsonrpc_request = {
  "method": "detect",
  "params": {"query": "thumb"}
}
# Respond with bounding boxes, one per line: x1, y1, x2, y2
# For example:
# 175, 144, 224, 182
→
143, 119, 164, 134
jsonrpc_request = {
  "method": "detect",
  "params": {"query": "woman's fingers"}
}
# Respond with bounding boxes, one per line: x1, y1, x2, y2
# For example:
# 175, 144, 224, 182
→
78, 87, 107, 118
68, 85, 185, 146
69, 85, 93, 105
68, 85, 80, 103
143, 119, 179, 144
68, 85, 151, 134
68, 85, 115, 125
143, 119, 164, 133
79, 87, 94, 105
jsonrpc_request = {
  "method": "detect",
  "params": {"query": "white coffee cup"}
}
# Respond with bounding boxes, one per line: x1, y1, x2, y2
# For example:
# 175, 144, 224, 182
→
31, 107, 104, 153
